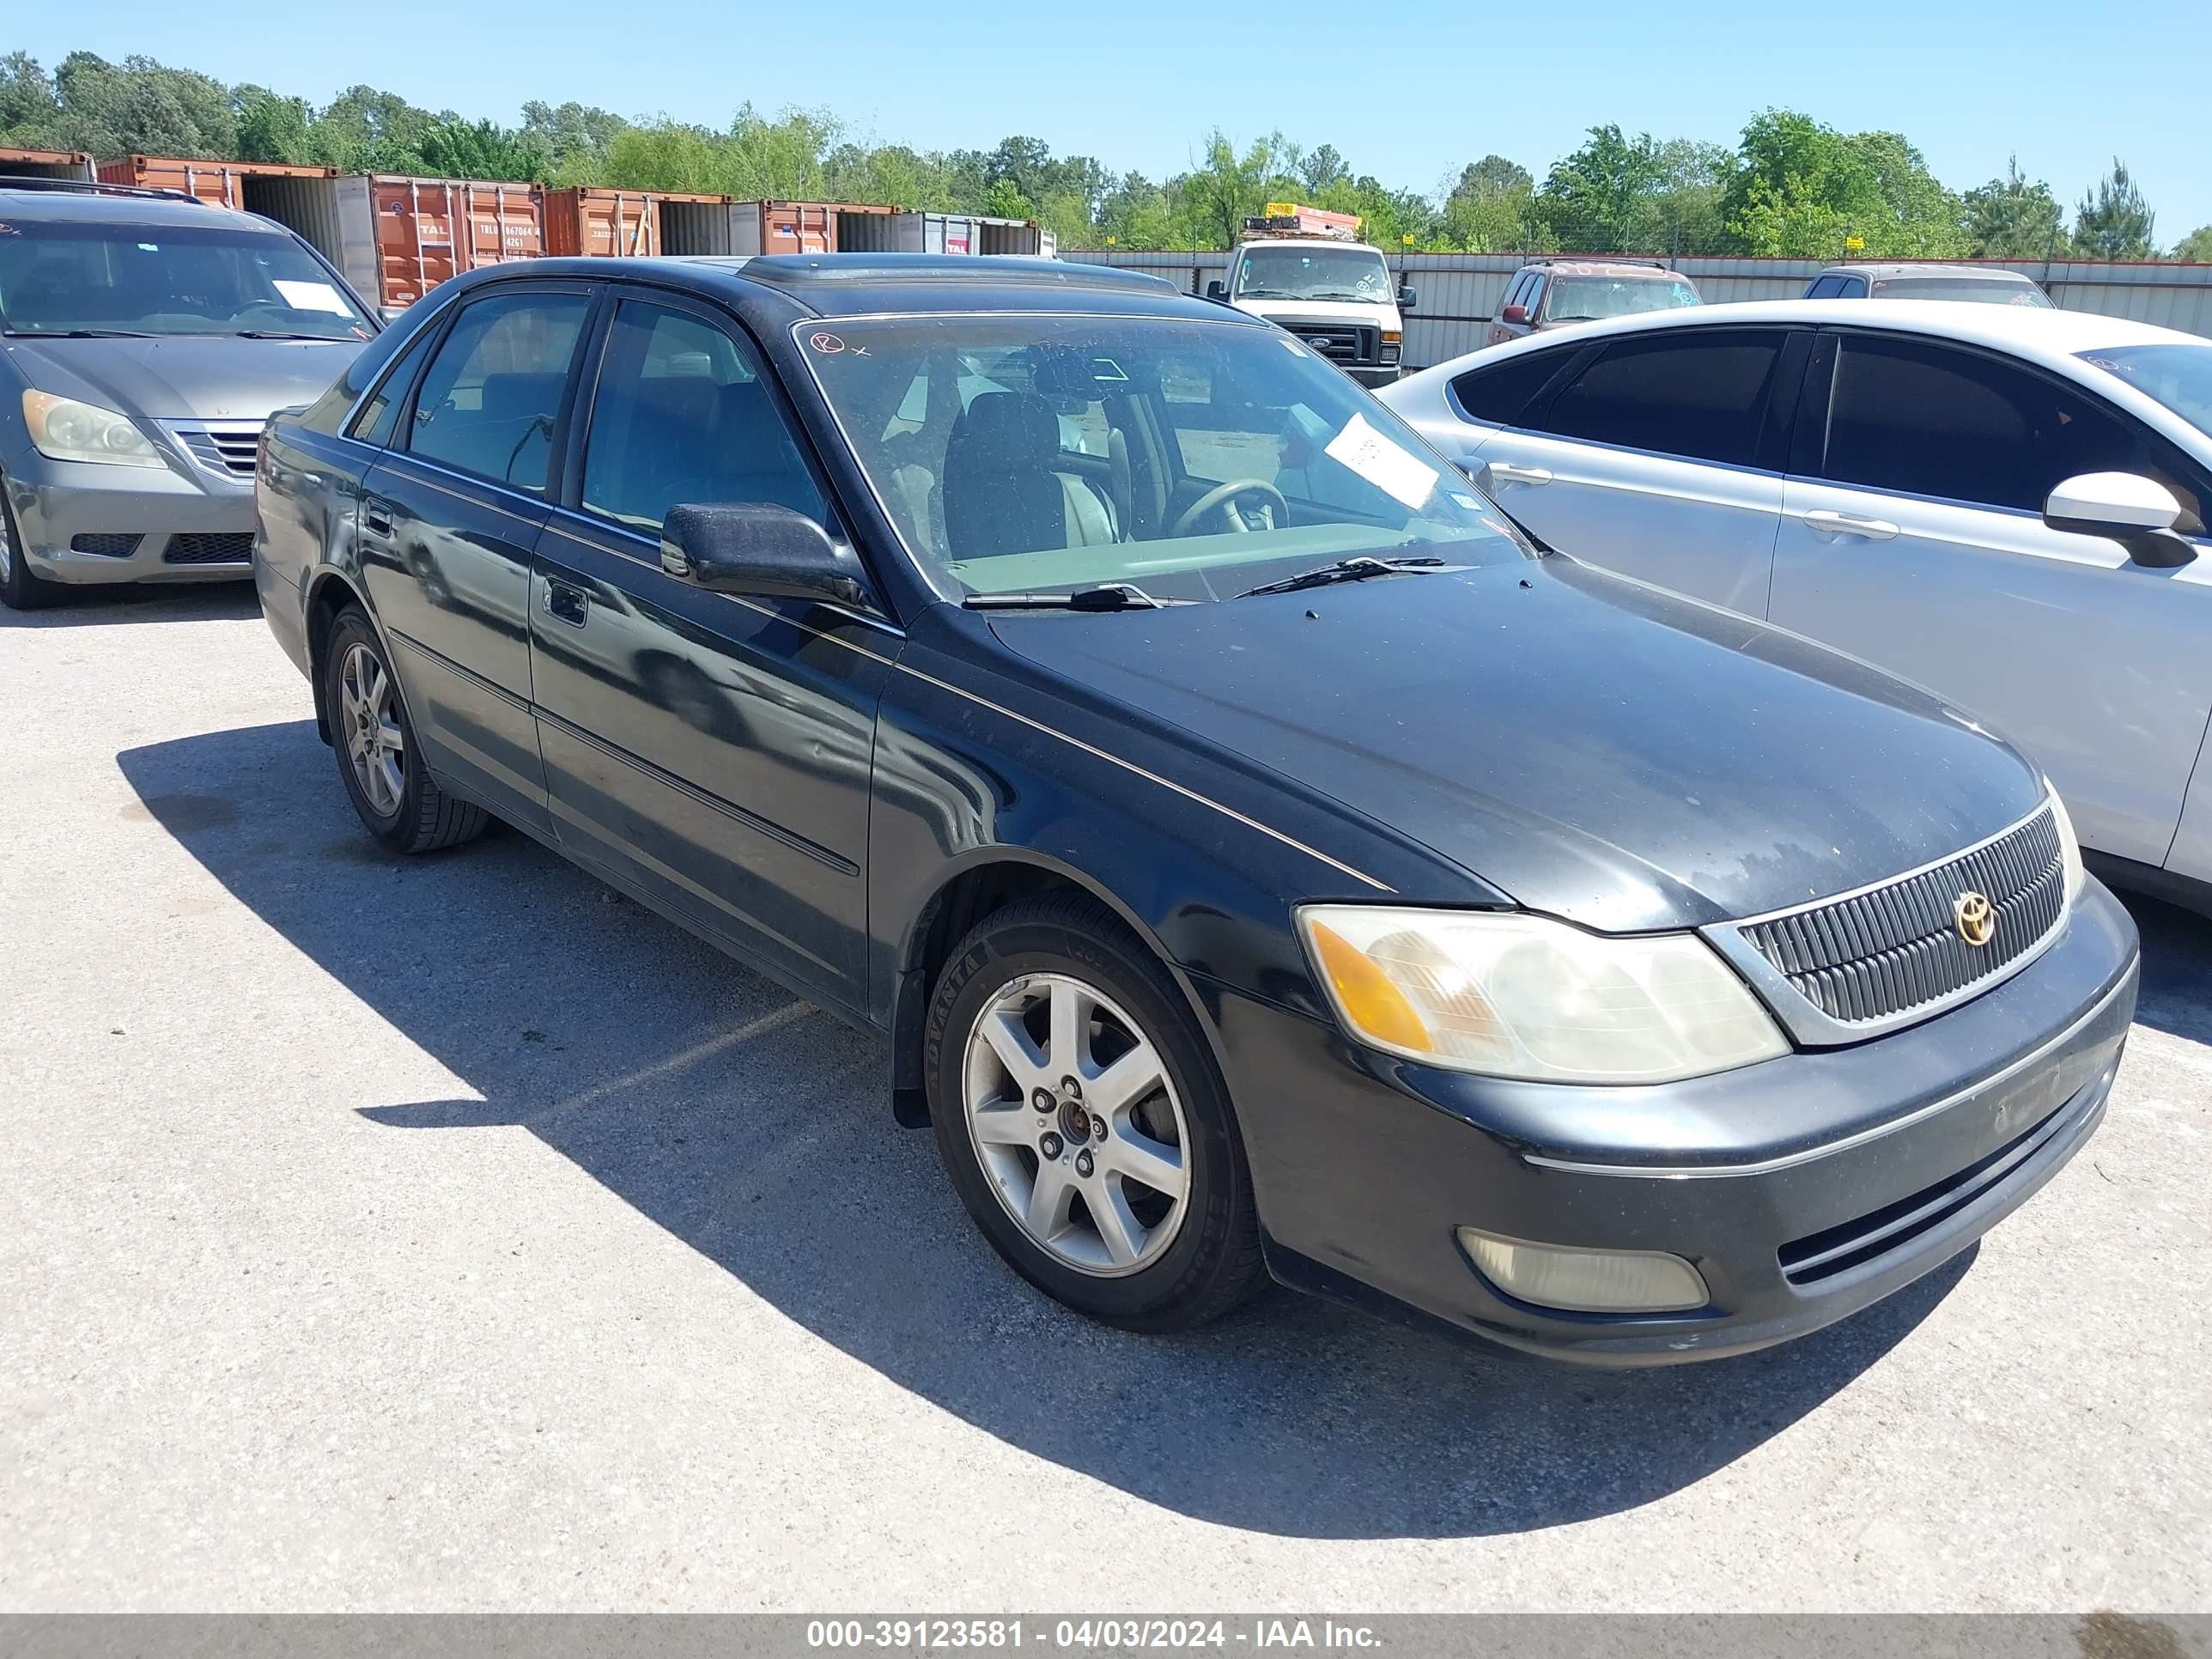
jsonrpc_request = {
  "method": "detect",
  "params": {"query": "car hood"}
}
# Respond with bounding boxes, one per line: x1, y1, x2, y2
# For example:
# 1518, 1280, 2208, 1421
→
3, 334, 367, 421
985, 559, 2048, 932
1233, 297, 1402, 330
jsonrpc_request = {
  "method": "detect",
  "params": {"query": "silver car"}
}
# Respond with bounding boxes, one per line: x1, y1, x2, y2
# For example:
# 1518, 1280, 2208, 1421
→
1382, 299, 2212, 913
0, 179, 376, 609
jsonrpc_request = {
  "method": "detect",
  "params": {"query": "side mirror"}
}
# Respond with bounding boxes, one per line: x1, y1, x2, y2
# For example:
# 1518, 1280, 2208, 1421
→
1499, 303, 1528, 325
1205, 280, 1228, 302
2044, 471, 2197, 568
377, 304, 408, 325
1397, 284, 1417, 311
659, 502, 874, 607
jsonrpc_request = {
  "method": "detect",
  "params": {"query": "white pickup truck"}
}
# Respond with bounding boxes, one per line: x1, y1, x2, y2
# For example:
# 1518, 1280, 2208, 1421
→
1205, 206, 1413, 387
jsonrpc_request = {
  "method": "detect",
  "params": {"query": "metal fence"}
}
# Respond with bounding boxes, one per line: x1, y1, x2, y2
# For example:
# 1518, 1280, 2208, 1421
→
1060, 250, 2212, 370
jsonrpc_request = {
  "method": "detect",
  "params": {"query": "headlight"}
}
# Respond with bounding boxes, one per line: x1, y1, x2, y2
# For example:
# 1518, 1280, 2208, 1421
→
21, 390, 166, 469
1298, 905, 1789, 1084
2046, 783, 2086, 903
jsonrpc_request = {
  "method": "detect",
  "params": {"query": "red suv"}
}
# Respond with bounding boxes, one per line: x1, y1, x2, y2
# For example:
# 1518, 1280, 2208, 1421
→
1488, 258, 1701, 344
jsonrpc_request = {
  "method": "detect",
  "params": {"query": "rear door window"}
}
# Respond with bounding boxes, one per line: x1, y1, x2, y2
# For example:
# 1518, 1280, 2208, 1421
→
1532, 330, 1786, 467
404, 289, 589, 494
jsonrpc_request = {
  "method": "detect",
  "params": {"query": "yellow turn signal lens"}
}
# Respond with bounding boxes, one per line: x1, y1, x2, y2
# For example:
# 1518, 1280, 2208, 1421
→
1308, 921, 1433, 1053
1382, 329, 1403, 343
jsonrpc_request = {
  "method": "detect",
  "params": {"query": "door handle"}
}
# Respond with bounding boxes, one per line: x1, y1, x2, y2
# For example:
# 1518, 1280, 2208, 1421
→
1483, 462, 1553, 487
362, 495, 393, 536
544, 580, 590, 628
1801, 508, 1899, 541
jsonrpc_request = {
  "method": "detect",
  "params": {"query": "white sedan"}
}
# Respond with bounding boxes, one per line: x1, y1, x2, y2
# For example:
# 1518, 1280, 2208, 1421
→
1382, 300, 2212, 912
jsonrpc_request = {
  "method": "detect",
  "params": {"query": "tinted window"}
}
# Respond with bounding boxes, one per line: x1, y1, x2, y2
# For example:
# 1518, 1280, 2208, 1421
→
349, 326, 438, 447
1451, 349, 1571, 424
1806, 276, 1844, 299
1837, 276, 1869, 298
0, 220, 372, 339
405, 290, 588, 493
1535, 330, 1784, 466
580, 301, 825, 531
1822, 335, 2180, 516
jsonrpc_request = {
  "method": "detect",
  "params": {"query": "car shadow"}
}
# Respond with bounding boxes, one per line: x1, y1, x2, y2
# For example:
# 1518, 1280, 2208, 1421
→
0, 583, 262, 629
117, 718, 1972, 1540
2114, 891, 2212, 1045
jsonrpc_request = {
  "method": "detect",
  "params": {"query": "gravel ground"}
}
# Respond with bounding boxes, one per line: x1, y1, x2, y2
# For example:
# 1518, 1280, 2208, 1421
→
3, 584, 2208, 1613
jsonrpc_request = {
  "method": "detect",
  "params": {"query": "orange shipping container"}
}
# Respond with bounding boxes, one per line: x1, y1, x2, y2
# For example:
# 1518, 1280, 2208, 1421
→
246, 173, 544, 310
94, 155, 337, 210
2, 146, 95, 182
543, 186, 663, 258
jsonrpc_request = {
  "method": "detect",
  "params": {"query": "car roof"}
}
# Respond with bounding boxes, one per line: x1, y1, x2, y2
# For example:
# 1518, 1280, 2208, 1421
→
0, 184, 273, 232
1407, 297, 2204, 385
456, 252, 1230, 324
1821, 263, 2040, 281
1516, 259, 1683, 279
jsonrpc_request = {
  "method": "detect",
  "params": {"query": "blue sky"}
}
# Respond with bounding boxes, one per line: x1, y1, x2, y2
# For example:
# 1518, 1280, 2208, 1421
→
16, 2, 2212, 242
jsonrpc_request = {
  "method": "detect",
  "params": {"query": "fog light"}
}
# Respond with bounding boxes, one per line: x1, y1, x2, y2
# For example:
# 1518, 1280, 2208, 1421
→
1456, 1227, 1709, 1314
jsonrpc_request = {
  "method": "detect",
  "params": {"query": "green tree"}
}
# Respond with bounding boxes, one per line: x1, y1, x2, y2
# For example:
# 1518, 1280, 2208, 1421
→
2073, 158, 2156, 259
1179, 130, 1293, 248
1536, 125, 1664, 252
981, 176, 1034, 219
2173, 225, 2212, 263
520, 100, 629, 184
1297, 143, 1346, 195
0, 51, 59, 143
47, 52, 237, 158
1442, 154, 1537, 252
417, 117, 546, 183
234, 88, 315, 165
1962, 156, 2065, 258
1722, 109, 1963, 258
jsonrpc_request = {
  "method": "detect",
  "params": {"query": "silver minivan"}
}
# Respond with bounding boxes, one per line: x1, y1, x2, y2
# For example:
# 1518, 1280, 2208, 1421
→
0, 179, 376, 609
1382, 299, 2212, 912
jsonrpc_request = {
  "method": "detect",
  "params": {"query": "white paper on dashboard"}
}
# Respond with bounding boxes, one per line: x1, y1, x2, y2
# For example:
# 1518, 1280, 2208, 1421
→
271, 279, 350, 314
1325, 412, 1437, 510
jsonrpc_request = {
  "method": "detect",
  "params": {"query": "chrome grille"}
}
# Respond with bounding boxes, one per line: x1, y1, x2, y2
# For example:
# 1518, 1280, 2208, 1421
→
173, 422, 264, 478
1737, 807, 2064, 1030
1279, 319, 1377, 366
161, 532, 255, 565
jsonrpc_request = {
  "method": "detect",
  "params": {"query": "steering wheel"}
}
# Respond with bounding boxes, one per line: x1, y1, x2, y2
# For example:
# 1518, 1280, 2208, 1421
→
1170, 477, 1289, 538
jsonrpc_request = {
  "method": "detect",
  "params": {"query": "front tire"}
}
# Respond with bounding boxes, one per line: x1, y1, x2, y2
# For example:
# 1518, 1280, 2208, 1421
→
0, 477, 62, 611
322, 607, 488, 854
925, 894, 1266, 1331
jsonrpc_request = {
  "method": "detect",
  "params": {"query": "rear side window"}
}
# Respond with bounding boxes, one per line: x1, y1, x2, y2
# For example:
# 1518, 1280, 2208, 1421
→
404, 289, 590, 494
1820, 335, 2179, 515
1534, 330, 1785, 467
1451, 349, 1571, 425
1806, 276, 1845, 299
580, 301, 826, 531
349, 326, 437, 448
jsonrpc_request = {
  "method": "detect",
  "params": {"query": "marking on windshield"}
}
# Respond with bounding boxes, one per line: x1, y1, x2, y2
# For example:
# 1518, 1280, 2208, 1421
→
809, 331, 845, 354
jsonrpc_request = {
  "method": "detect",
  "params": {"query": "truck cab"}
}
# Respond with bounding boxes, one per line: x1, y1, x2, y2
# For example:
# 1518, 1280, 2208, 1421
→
1206, 205, 1411, 386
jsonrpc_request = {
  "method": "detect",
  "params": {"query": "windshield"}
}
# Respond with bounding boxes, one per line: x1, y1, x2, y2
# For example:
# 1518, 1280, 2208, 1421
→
0, 219, 373, 340
1545, 275, 1700, 322
799, 313, 1528, 603
1234, 246, 1392, 303
2079, 343, 2212, 441
1870, 276, 2051, 306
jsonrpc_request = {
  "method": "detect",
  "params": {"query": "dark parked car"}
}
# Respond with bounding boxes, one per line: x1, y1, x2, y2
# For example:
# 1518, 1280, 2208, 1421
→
252, 254, 2138, 1364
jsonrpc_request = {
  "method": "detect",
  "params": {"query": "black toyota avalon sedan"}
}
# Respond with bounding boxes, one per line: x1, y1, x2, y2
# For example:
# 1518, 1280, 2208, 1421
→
252, 254, 2139, 1364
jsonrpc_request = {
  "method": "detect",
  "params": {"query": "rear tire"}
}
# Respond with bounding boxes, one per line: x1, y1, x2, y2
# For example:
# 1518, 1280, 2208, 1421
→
322, 607, 488, 854
0, 478, 62, 611
924, 893, 1266, 1331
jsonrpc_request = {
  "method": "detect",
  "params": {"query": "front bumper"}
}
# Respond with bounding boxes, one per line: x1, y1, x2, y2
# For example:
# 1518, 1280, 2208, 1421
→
1346, 364, 1401, 387
4, 449, 255, 585
1209, 878, 2139, 1365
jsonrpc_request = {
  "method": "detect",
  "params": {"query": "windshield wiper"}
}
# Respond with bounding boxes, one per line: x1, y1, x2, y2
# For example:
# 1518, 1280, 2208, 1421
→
235, 330, 353, 341
4, 327, 159, 338
1234, 556, 1443, 599
963, 582, 1188, 611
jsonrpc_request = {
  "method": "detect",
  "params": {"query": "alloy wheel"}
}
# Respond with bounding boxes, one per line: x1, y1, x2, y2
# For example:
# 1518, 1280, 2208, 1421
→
962, 971, 1191, 1277
338, 642, 405, 817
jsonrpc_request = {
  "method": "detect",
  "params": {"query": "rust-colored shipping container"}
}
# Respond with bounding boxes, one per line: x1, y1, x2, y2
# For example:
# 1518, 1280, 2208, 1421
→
94, 155, 337, 210
543, 186, 664, 258
247, 174, 544, 309
1, 146, 95, 182
702, 200, 897, 257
